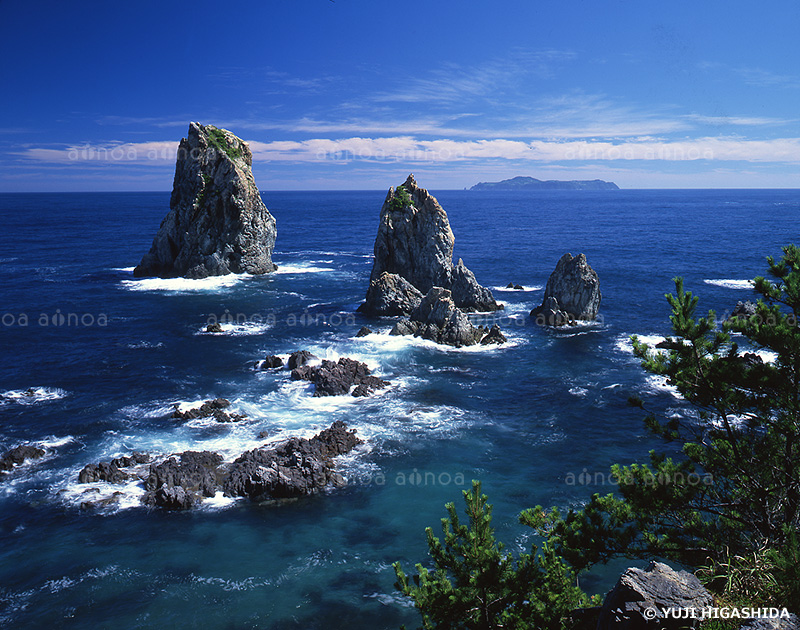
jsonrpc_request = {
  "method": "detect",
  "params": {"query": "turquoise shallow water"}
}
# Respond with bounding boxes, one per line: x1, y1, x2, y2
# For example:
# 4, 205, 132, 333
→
0, 188, 798, 628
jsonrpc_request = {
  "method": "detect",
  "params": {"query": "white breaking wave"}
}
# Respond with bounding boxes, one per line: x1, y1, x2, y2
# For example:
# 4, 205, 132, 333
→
353, 329, 522, 354
492, 285, 543, 293
272, 263, 335, 275
120, 273, 247, 293
0, 386, 68, 405
614, 333, 667, 356
195, 321, 273, 336
704, 279, 754, 290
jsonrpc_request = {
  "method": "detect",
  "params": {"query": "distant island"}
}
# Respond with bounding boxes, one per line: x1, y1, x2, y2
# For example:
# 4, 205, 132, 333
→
469, 176, 619, 191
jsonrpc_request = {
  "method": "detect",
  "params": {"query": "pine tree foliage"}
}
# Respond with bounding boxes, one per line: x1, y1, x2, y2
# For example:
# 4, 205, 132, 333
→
522, 245, 800, 609
394, 481, 588, 630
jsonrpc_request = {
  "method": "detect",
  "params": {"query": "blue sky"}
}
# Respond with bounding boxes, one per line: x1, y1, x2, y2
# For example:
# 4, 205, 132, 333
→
1, 0, 798, 191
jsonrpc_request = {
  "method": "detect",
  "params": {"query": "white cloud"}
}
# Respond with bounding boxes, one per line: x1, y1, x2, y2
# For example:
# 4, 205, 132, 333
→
20, 136, 800, 167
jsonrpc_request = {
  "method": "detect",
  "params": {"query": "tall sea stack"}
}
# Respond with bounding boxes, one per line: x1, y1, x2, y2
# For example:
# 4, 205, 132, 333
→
360, 174, 500, 314
530, 253, 601, 326
134, 123, 277, 279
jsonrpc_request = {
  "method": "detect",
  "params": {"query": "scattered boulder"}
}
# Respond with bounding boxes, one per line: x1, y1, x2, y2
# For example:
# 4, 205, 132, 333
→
480, 324, 507, 345
171, 398, 246, 423
531, 253, 601, 326
288, 350, 318, 370
355, 326, 373, 338
291, 357, 389, 397
361, 174, 500, 313
78, 452, 150, 484
223, 421, 362, 500
133, 122, 277, 279
142, 450, 224, 509
358, 272, 424, 316
505, 282, 524, 290
259, 355, 284, 369
391, 287, 505, 348
205, 322, 223, 333
596, 561, 712, 630
729, 300, 757, 321
0, 444, 46, 478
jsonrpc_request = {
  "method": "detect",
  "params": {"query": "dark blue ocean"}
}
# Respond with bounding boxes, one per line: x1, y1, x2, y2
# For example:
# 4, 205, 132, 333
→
0, 188, 798, 628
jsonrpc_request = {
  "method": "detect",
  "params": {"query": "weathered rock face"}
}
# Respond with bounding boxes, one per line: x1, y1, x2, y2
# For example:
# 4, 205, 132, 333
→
358, 272, 424, 316
78, 452, 150, 484
597, 561, 713, 630
142, 450, 224, 509
171, 398, 246, 423
362, 174, 500, 313
85, 422, 364, 509
530, 253, 601, 326
450, 259, 499, 312
0, 444, 46, 479
391, 287, 499, 348
223, 421, 362, 501
291, 357, 390, 397
134, 122, 277, 279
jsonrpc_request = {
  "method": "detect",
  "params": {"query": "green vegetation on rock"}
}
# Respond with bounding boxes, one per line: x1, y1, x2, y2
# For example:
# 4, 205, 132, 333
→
206, 126, 243, 161
390, 185, 413, 212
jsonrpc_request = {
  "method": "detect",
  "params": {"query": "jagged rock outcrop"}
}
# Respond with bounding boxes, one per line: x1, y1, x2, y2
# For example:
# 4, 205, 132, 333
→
0, 444, 46, 479
132, 422, 361, 509
171, 398, 246, 423
291, 357, 390, 397
78, 452, 150, 484
362, 174, 500, 314
530, 253, 601, 326
223, 421, 362, 500
596, 561, 712, 630
257, 355, 284, 369
358, 272, 423, 316
288, 350, 317, 370
480, 324, 507, 345
134, 122, 277, 279
391, 287, 500, 348
729, 300, 757, 321
142, 451, 224, 509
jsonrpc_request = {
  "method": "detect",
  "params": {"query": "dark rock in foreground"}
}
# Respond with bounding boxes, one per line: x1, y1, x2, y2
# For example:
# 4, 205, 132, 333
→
355, 326, 372, 338
530, 253, 601, 326
172, 398, 246, 423
391, 287, 504, 348
134, 122, 277, 279
480, 324, 507, 345
134, 422, 361, 509
596, 561, 712, 630
223, 420, 362, 500
0, 444, 46, 478
206, 322, 223, 333
291, 357, 389, 397
142, 451, 224, 509
78, 451, 150, 484
288, 350, 317, 370
361, 174, 500, 314
730, 300, 757, 320
258, 355, 284, 369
